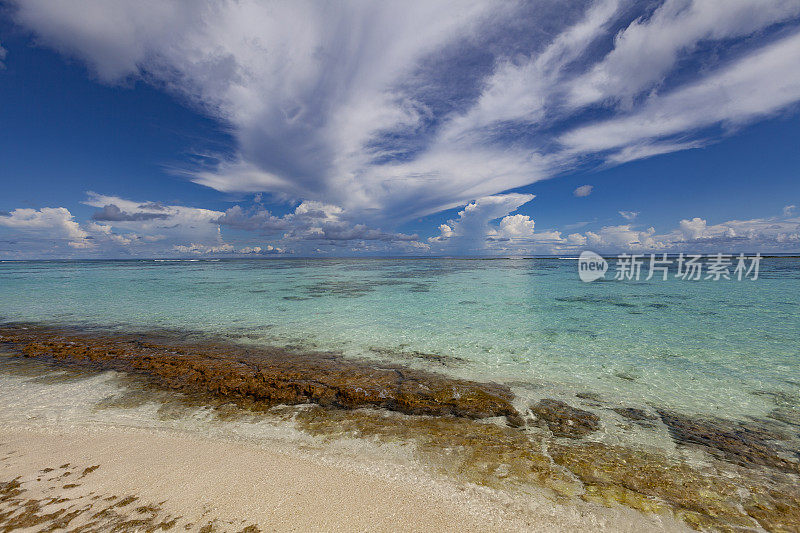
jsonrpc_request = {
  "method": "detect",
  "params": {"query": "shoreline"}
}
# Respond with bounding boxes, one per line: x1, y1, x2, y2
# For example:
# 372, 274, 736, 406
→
1, 323, 799, 531
0, 425, 683, 532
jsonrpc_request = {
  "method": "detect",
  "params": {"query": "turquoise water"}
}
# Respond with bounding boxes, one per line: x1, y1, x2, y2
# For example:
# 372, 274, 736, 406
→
1, 258, 798, 421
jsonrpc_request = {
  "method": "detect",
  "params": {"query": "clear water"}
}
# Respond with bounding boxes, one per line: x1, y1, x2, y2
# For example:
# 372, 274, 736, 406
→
1, 258, 798, 422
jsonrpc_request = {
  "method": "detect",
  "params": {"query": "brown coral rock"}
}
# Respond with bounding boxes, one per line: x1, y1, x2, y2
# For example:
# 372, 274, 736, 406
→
530, 399, 600, 438
0, 324, 522, 426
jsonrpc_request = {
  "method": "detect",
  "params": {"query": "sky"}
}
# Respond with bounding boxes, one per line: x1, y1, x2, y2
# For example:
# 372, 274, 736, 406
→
1, 0, 800, 258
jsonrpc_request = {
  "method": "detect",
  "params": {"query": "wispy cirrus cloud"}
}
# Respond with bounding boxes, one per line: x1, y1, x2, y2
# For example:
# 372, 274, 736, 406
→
11, 0, 800, 228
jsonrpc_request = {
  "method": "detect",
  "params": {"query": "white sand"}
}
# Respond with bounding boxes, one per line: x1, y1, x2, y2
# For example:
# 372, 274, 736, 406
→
0, 424, 689, 532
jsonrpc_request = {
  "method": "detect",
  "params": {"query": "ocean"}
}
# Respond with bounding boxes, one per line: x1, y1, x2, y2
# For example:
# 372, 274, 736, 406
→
1, 257, 799, 530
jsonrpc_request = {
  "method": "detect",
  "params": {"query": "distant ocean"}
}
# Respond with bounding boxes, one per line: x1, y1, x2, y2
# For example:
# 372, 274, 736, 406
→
1, 258, 799, 530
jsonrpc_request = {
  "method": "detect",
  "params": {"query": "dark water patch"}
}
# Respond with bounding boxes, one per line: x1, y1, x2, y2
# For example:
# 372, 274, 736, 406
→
282, 296, 311, 301
554, 296, 636, 308
368, 346, 465, 367
613, 371, 638, 382
301, 279, 398, 298
407, 283, 430, 293
299, 279, 431, 298
751, 389, 800, 408
575, 392, 603, 402
769, 407, 800, 428
457, 300, 478, 305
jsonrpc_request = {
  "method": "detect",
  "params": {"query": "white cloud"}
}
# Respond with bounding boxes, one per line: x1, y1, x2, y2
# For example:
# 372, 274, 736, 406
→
0, 207, 90, 248
172, 243, 234, 255
0, 192, 431, 258
429, 193, 534, 252
215, 200, 425, 251
497, 214, 536, 238
171, 242, 286, 255
618, 210, 639, 220
560, 29, 800, 157
13, 0, 800, 228
0, 41, 7, 68
679, 217, 708, 240
82, 192, 225, 250
784, 204, 797, 217
568, 0, 800, 108
478, 213, 800, 255
573, 185, 594, 197
585, 225, 660, 250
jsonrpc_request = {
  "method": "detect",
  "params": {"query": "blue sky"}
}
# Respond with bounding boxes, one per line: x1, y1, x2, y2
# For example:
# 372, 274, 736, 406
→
1, 0, 800, 258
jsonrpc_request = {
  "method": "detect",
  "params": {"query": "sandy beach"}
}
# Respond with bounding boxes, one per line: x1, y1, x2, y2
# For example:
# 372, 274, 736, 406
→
0, 425, 690, 532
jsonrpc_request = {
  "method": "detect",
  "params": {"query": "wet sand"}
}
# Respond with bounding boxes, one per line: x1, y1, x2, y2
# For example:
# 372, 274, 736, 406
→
0, 426, 684, 532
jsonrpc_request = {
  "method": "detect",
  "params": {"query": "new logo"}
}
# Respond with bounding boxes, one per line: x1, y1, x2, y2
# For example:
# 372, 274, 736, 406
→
578, 251, 607, 282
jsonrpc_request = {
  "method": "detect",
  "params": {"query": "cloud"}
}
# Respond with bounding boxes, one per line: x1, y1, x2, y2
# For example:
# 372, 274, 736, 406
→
12, 0, 800, 226
0, 207, 90, 248
573, 185, 594, 197
81, 192, 225, 250
784, 205, 797, 216
216, 200, 426, 251
0, 41, 6, 68
559, 29, 800, 157
480, 213, 800, 255
92, 204, 170, 221
567, 0, 800, 108
497, 214, 535, 238
212, 205, 288, 232
618, 210, 639, 220
429, 193, 534, 252
171, 243, 285, 255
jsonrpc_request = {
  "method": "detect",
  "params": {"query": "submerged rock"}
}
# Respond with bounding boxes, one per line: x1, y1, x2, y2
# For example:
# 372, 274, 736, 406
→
0, 324, 523, 426
657, 409, 800, 474
529, 399, 600, 438
612, 407, 657, 421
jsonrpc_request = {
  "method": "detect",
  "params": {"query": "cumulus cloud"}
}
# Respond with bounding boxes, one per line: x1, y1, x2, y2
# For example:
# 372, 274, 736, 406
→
0, 191, 432, 258
784, 205, 797, 217
429, 193, 534, 252
573, 185, 594, 197
12, 0, 800, 225
479, 213, 800, 255
0, 207, 90, 248
81, 192, 225, 250
618, 210, 639, 220
497, 214, 536, 238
